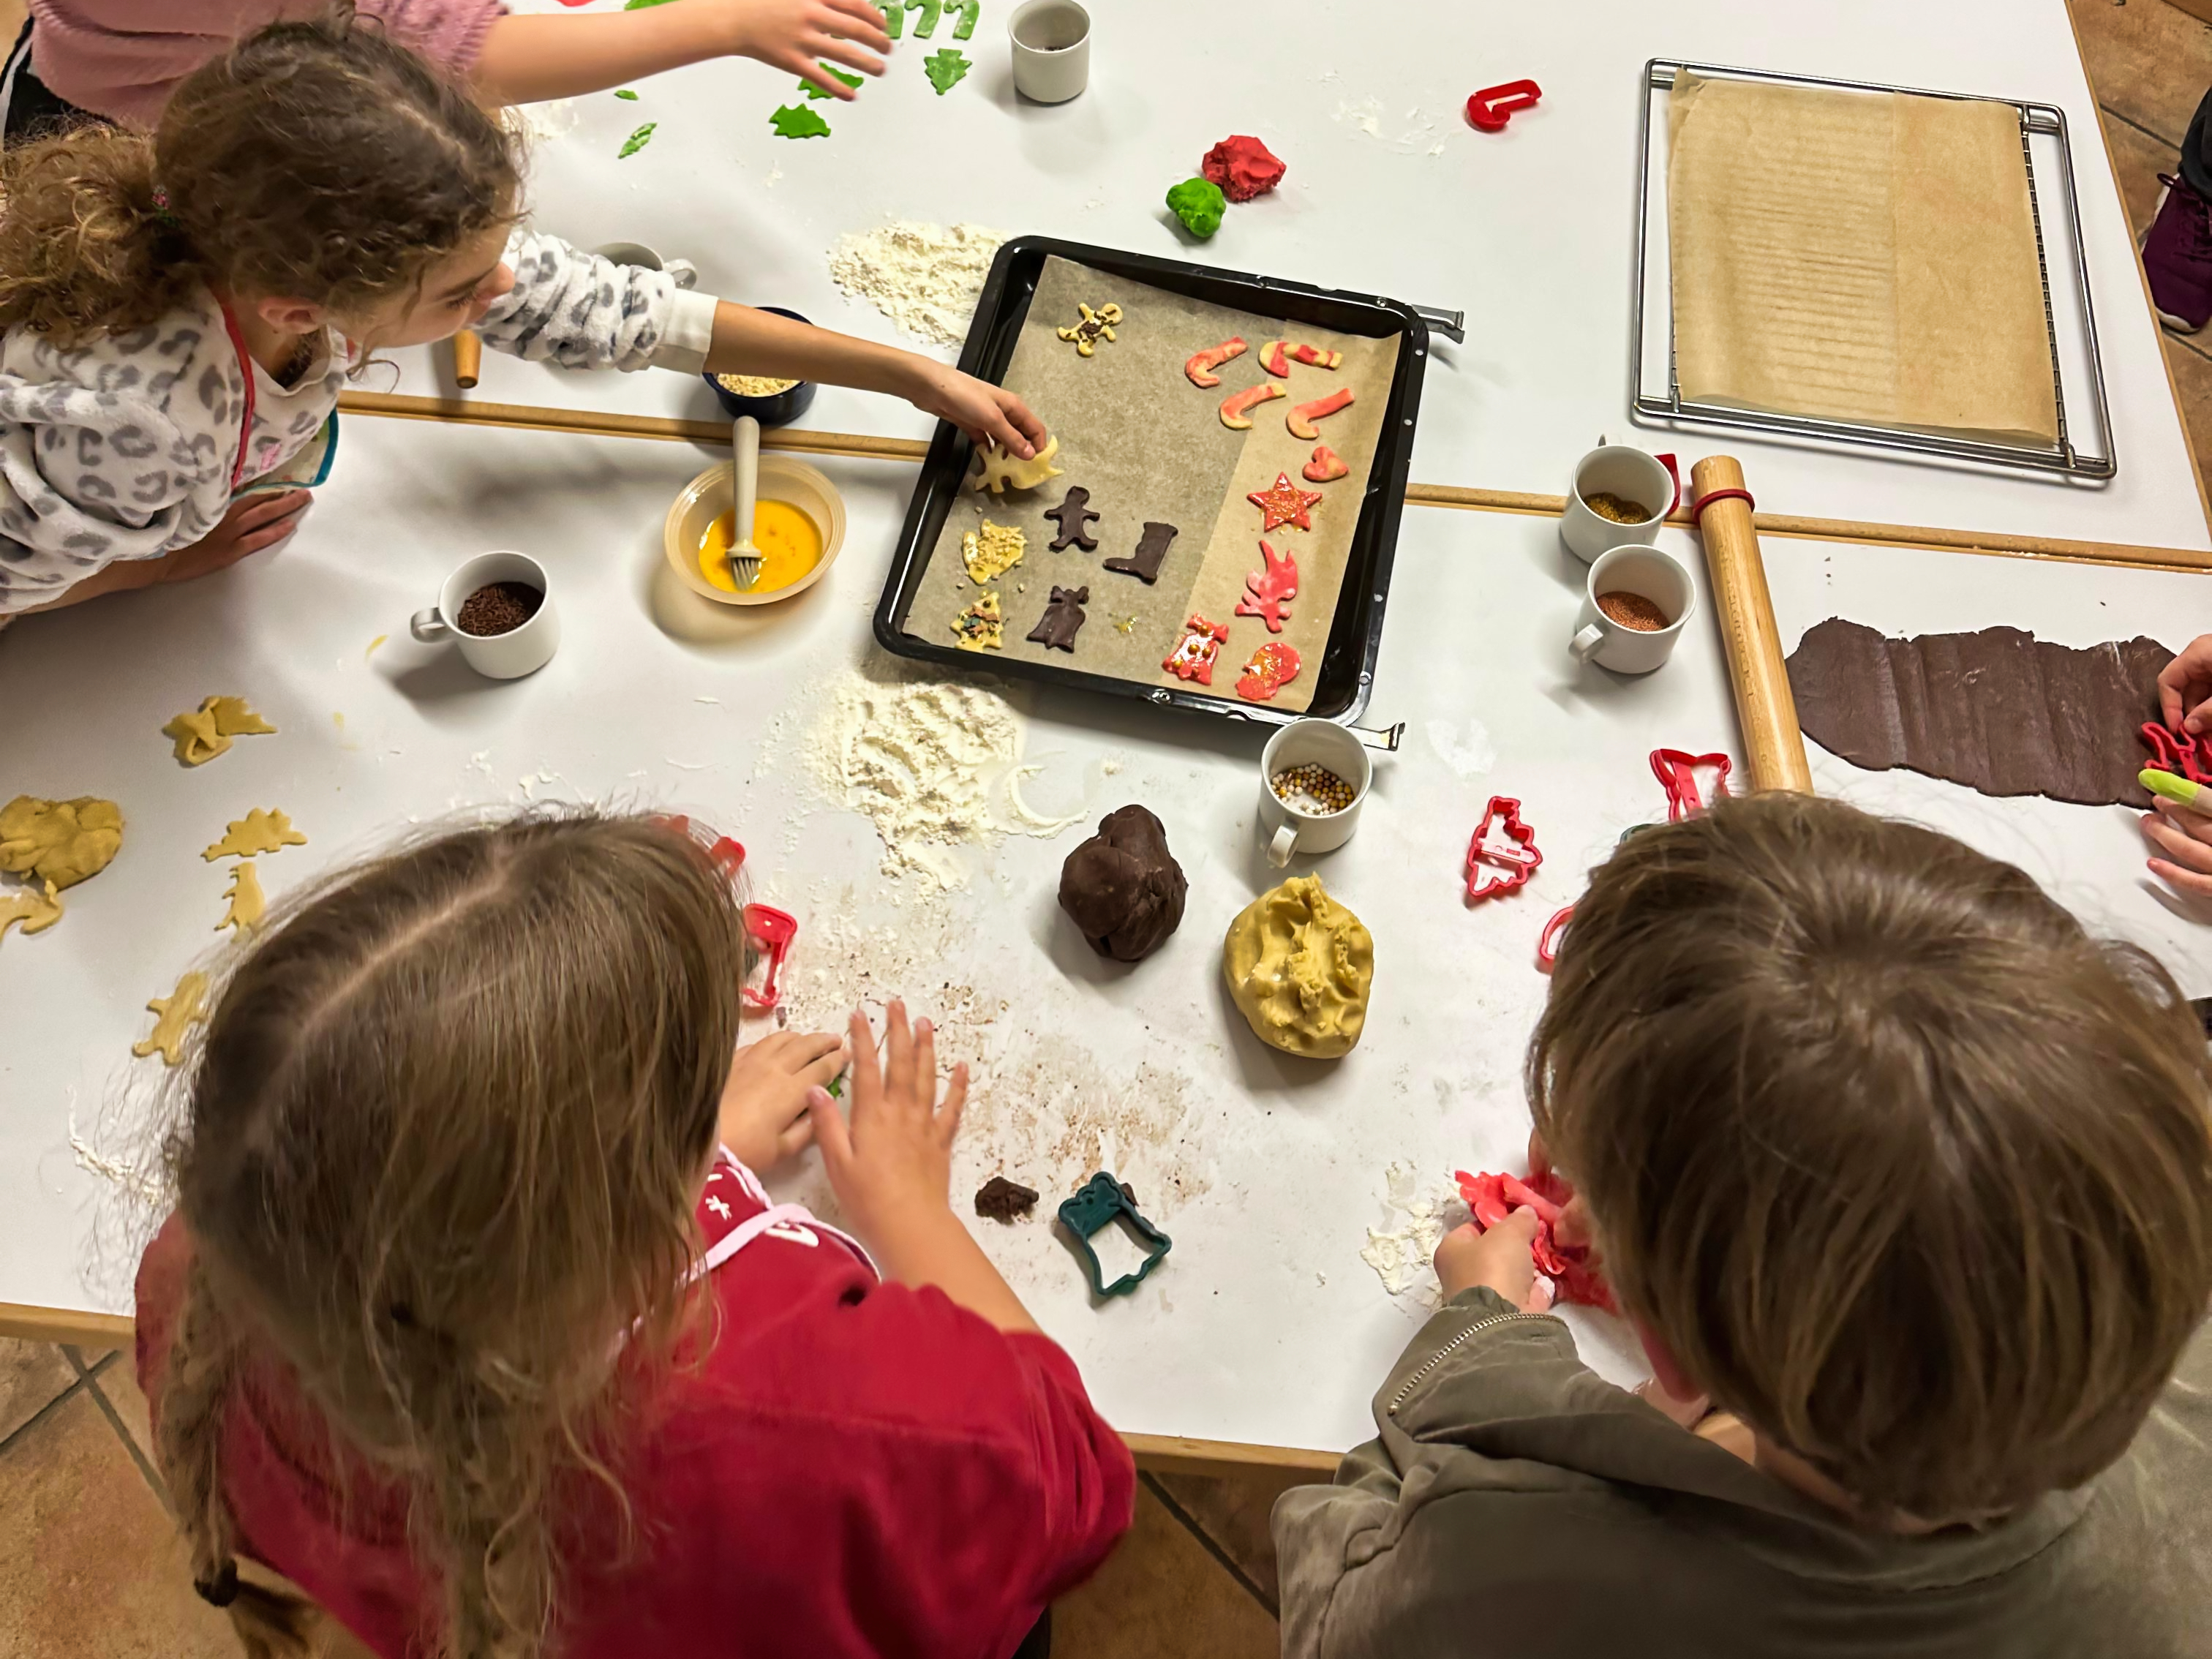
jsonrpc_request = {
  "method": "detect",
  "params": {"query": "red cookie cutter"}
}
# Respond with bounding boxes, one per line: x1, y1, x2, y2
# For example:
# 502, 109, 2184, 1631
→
1465, 796, 1543, 903
2141, 721, 2212, 786
1650, 749, 1731, 822
742, 904, 797, 1010
1466, 79, 1542, 132
1536, 905, 1573, 971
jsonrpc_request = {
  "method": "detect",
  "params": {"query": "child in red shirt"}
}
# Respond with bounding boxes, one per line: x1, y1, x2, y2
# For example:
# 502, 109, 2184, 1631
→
133, 810, 1132, 1659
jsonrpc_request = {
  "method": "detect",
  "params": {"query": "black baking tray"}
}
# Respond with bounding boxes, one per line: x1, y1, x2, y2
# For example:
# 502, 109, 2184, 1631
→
872, 236, 1429, 729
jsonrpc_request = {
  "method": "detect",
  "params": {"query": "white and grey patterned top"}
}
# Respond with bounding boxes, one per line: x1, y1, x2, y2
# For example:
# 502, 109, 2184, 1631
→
0, 230, 718, 615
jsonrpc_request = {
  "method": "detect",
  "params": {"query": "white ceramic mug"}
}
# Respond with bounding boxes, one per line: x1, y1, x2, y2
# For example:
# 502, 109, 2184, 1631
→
410, 551, 560, 679
1570, 543, 1694, 675
590, 241, 696, 289
1560, 443, 1679, 563
1260, 719, 1373, 865
1009, 0, 1089, 102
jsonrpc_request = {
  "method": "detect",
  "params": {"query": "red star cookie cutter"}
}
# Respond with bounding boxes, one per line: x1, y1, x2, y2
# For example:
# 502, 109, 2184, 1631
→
1650, 749, 1731, 822
2142, 721, 2212, 785
1466, 79, 1542, 132
1465, 795, 1542, 903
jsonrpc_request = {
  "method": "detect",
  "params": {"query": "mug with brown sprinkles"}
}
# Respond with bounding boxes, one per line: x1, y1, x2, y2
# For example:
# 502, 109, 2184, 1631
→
456, 580, 543, 637
1596, 590, 1670, 632
1581, 489, 1656, 525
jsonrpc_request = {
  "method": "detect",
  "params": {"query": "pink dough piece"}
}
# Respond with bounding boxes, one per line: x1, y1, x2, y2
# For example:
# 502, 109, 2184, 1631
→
1200, 134, 1287, 203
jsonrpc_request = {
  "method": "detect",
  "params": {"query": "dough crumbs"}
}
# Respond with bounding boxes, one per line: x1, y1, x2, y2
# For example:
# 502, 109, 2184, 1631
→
1360, 1162, 1460, 1306
164, 694, 276, 766
217, 861, 266, 935
133, 970, 209, 1066
203, 808, 306, 862
827, 222, 1007, 347
805, 669, 1080, 889
0, 879, 62, 942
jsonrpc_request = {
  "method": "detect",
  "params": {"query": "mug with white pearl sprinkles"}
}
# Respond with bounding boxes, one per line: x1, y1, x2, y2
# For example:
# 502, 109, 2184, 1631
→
1260, 719, 1373, 865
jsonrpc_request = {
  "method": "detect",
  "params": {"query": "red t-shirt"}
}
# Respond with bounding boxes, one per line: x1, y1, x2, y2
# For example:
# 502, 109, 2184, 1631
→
135, 1158, 1135, 1659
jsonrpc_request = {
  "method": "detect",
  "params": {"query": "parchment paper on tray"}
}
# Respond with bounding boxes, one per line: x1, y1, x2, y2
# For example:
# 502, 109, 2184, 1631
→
903, 255, 1401, 716
1667, 71, 2058, 447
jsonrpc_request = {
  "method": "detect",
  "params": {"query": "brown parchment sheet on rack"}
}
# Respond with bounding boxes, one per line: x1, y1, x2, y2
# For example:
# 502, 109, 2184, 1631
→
902, 255, 1400, 715
1666, 72, 2058, 447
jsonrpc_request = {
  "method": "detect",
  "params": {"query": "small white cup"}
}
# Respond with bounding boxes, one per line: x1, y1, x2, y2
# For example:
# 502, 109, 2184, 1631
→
410, 551, 560, 680
1009, 0, 1090, 103
1560, 444, 1678, 563
591, 241, 696, 288
1260, 719, 1373, 865
1570, 543, 1694, 675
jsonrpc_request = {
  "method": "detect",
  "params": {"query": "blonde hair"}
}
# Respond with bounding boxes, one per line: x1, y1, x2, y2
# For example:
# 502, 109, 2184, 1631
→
1530, 792, 2212, 1523
154, 810, 748, 1658
0, 10, 519, 344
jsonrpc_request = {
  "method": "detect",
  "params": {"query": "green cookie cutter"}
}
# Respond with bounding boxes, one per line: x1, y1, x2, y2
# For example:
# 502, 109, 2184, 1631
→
1056, 1173, 1172, 1298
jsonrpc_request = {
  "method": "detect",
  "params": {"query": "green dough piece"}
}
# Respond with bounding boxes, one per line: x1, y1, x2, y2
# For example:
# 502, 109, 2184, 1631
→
769, 103, 832, 139
923, 47, 970, 94
1167, 176, 1227, 238
617, 121, 658, 158
800, 61, 865, 98
876, 0, 901, 36
623, 0, 680, 9
945, 0, 979, 37
614, 89, 639, 99
906, 0, 942, 36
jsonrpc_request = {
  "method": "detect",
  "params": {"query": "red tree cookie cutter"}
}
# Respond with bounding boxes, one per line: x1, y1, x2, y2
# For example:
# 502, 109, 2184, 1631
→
1465, 79, 1542, 132
2141, 721, 2212, 786
1650, 749, 1731, 821
1465, 796, 1543, 903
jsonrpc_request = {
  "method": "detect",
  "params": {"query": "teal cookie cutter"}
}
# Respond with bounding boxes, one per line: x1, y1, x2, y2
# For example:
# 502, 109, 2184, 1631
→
1056, 1173, 1172, 1298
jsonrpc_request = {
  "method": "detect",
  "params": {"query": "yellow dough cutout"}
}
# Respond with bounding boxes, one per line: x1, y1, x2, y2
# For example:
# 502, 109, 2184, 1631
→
966, 434, 1064, 495
960, 522, 1027, 584
0, 795, 124, 889
203, 808, 306, 862
163, 695, 276, 766
0, 879, 62, 943
1222, 873, 1374, 1058
217, 861, 266, 935
132, 970, 209, 1066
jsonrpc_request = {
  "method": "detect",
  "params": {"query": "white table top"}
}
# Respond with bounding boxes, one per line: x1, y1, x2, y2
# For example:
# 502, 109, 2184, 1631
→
8, 409, 2211, 1454
386, 0, 2211, 553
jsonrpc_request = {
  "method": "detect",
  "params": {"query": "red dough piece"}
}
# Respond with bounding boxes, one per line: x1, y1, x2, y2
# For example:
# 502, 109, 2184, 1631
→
1200, 134, 1286, 203
1235, 540, 1299, 633
2142, 721, 2212, 785
1465, 79, 1543, 132
1287, 386, 1354, 440
1184, 336, 1248, 388
1247, 470, 1323, 533
1260, 339, 1344, 378
1235, 642, 1300, 702
1219, 380, 1287, 429
1303, 444, 1348, 483
1163, 614, 1230, 685
1453, 1168, 1616, 1312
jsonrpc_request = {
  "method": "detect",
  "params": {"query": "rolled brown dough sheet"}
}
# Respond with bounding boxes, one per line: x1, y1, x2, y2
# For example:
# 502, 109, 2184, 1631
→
1786, 617, 2171, 807
1668, 72, 2058, 446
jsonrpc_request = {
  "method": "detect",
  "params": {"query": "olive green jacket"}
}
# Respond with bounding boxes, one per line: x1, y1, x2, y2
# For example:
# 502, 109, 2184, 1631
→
1275, 1289, 2212, 1658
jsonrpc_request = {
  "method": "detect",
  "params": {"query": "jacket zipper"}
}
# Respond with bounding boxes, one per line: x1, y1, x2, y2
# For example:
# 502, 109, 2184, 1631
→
1387, 1310, 1563, 1417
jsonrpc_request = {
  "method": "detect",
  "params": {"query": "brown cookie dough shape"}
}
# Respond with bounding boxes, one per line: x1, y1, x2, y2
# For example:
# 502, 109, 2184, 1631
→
1044, 486, 1100, 552
974, 1175, 1039, 1222
1058, 804, 1187, 962
1103, 522, 1178, 584
1027, 585, 1090, 652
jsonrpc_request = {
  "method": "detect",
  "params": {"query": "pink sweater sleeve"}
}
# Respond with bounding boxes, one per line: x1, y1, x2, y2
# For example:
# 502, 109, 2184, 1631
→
27, 0, 505, 128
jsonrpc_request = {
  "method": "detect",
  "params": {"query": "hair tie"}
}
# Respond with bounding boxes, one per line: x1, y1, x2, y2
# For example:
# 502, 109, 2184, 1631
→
150, 184, 181, 227
193, 1559, 239, 1608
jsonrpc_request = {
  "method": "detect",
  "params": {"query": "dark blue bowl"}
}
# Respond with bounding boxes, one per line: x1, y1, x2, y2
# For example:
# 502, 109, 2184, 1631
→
701, 305, 819, 427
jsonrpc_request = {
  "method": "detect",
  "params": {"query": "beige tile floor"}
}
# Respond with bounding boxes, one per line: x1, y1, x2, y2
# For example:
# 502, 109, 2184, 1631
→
7, 4, 2212, 1654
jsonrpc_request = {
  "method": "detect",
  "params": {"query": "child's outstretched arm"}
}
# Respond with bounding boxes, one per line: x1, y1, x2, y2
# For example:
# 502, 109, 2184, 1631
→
473, 0, 892, 105
806, 1001, 1039, 1333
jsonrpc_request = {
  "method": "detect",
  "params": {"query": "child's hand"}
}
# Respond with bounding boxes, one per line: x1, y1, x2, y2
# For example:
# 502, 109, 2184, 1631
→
719, 0, 892, 97
2159, 633, 2212, 736
806, 1001, 968, 1243
718, 1029, 847, 1171
1434, 1211, 1555, 1314
2143, 799, 2212, 899
901, 361, 1049, 460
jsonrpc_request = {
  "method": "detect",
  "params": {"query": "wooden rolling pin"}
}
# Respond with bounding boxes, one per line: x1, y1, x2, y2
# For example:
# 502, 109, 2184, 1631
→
1689, 455, 1814, 794
452, 329, 481, 390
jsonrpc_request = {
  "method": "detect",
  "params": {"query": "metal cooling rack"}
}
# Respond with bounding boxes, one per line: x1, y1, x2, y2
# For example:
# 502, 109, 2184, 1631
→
1630, 59, 2116, 480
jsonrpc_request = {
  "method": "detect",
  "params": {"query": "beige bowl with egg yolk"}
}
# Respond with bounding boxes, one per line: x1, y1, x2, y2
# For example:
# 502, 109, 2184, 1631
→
663, 455, 846, 606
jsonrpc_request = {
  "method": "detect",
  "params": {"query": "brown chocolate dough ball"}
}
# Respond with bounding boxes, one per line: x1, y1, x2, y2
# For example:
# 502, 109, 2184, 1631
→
1058, 805, 1187, 963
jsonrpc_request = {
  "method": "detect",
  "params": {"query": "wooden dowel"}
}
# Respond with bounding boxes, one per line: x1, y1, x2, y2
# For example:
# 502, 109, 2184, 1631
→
451, 331, 481, 390
1691, 456, 1814, 794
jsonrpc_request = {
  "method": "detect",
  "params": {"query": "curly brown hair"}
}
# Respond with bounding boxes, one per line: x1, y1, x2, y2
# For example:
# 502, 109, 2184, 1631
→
0, 10, 521, 344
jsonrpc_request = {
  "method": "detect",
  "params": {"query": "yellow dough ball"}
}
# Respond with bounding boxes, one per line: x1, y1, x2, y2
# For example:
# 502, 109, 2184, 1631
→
0, 795, 124, 889
1222, 873, 1374, 1059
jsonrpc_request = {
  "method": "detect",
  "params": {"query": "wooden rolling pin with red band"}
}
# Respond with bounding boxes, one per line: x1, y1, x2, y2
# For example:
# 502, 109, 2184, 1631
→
1689, 455, 1814, 795
452, 329, 481, 390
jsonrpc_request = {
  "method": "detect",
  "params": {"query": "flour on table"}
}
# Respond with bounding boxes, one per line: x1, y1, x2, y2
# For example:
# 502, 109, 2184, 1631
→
1359, 1162, 1463, 1306
806, 669, 1079, 888
827, 222, 1007, 347
502, 99, 579, 143
1425, 718, 1495, 779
